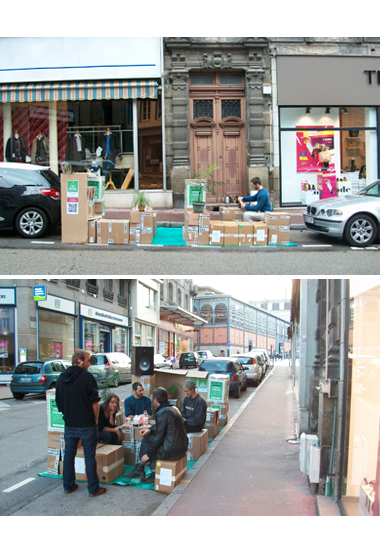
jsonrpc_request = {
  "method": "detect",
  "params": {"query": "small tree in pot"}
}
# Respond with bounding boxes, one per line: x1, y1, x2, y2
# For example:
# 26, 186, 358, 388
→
188, 164, 225, 212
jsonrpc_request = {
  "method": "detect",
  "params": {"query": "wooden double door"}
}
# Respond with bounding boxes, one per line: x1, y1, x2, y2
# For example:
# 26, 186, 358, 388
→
190, 83, 246, 203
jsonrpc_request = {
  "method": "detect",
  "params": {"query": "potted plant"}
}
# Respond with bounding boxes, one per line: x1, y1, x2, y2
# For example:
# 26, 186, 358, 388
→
166, 383, 180, 400
132, 190, 150, 211
188, 164, 225, 213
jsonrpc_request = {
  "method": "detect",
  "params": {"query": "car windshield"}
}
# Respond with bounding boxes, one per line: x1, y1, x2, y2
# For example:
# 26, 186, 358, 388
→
201, 360, 234, 373
94, 356, 107, 365
358, 180, 380, 197
15, 362, 43, 374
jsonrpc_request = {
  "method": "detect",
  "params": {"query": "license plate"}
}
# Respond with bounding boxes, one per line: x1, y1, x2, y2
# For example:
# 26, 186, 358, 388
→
304, 215, 314, 224
20, 377, 32, 382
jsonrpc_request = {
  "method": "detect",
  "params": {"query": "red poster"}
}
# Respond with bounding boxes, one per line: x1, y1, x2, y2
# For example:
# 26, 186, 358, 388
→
54, 341, 63, 359
296, 127, 335, 173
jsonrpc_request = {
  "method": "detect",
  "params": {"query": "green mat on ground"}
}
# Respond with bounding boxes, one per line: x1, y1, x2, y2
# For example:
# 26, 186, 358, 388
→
152, 227, 186, 246
151, 227, 297, 247
38, 461, 196, 490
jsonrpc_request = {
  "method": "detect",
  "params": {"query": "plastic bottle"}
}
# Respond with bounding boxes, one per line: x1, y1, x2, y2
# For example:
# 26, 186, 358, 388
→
143, 410, 148, 425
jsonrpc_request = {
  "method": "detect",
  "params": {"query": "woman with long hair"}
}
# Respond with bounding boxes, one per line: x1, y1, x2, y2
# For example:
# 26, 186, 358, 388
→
98, 392, 122, 445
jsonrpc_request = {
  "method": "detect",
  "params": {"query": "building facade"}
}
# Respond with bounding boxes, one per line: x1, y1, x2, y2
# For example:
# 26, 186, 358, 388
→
159, 279, 206, 359
193, 286, 290, 356
292, 279, 380, 516
0, 278, 162, 374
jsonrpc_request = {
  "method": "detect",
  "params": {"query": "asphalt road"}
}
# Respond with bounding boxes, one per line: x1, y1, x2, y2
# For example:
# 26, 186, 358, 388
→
1, 228, 380, 275
0, 370, 261, 517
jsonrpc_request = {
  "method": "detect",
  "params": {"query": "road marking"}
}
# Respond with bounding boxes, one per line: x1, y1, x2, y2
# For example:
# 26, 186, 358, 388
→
302, 244, 332, 248
0, 402, 11, 410
3, 478, 35, 493
350, 246, 379, 250
30, 241, 55, 245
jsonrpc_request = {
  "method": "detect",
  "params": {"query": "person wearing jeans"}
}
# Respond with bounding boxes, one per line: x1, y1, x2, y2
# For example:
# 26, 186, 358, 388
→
56, 349, 106, 497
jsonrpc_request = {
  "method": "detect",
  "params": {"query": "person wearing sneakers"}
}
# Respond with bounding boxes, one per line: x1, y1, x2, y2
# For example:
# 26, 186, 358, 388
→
124, 387, 188, 484
55, 349, 106, 497
238, 176, 272, 222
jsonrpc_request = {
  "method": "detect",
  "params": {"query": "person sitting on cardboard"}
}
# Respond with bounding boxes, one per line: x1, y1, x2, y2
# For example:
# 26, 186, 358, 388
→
181, 380, 207, 433
238, 177, 272, 222
124, 382, 153, 419
98, 392, 122, 445
123, 387, 188, 483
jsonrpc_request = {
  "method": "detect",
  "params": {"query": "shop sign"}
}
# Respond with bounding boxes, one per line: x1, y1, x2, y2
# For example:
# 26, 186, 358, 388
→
0, 288, 16, 306
33, 286, 47, 301
174, 321, 183, 330
80, 304, 129, 327
364, 70, 380, 84
38, 294, 76, 315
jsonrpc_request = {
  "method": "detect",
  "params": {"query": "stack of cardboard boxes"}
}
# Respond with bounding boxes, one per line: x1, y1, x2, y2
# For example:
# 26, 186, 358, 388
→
264, 212, 291, 246
183, 208, 211, 245
129, 209, 157, 245
204, 373, 230, 440
46, 389, 124, 483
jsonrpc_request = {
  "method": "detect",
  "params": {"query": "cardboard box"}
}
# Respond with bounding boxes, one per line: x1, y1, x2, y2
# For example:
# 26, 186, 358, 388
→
207, 374, 230, 403
237, 221, 254, 246
209, 221, 225, 246
155, 456, 187, 493
93, 201, 105, 217
97, 219, 130, 245
187, 429, 208, 461
267, 226, 290, 246
61, 173, 90, 244
87, 176, 105, 202
115, 410, 125, 427
46, 389, 65, 432
74, 444, 124, 483
47, 452, 63, 476
219, 206, 244, 222
87, 186, 95, 217
186, 371, 208, 399
208, 402, 229, 427
185, 208, 211, 227
132, 375, 155, 392
264, 212, 291, 226
252, 222, 268, 246
88, 216, 102, 243
223, 221, 239, 246
205, 409, 220, 440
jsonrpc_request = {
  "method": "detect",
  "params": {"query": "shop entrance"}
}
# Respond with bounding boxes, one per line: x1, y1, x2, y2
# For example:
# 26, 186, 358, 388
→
189, 72, 246, 203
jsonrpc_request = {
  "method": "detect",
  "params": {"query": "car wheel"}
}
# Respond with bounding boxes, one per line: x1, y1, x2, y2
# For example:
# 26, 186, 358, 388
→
242, 379, 248, 391
12, 393, 25, 400
15, 207, 49, 238
344, 214, 377, 247
234, 386, 241, 399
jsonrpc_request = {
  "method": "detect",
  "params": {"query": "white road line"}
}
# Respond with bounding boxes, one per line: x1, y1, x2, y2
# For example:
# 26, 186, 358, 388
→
31, 241, 55, 245
3, 478, 35, 493
0, 402, 11, 410
302, 244, 332, 248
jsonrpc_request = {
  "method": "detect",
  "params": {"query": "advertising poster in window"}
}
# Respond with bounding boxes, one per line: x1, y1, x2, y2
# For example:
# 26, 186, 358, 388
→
296, 127, 335, 172
54, 341, 63, 359
0, 340, 8, 358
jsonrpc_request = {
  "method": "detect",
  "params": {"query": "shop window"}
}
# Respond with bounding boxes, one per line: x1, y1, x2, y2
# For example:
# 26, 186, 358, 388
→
39, 310, 74, 360
113, 327, 128, 354
177, 289, 182, 308
168, 283, 173, 303
279, 107, 378, 205
134, 322, 141, 346
147, 325, 154, 347
0, 308, 15, 372
137, 93, 163, 190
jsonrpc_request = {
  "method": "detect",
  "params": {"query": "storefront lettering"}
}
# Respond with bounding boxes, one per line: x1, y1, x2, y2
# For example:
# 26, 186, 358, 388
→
364, 70, 380, 84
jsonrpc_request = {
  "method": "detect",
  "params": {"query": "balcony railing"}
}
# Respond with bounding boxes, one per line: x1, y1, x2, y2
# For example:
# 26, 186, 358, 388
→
103, 289, 114, 302
66, 279, 81, 290
86, 282, 99, 296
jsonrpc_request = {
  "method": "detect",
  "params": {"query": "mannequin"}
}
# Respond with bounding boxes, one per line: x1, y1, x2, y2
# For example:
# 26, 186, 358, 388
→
6, 130, 27, 162
31, 131, 49, 165
65, 129, 86, 171
100, 128, 121, 183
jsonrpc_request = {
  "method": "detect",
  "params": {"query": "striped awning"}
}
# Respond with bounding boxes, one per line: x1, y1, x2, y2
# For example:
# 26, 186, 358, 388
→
0, 79, 158, 103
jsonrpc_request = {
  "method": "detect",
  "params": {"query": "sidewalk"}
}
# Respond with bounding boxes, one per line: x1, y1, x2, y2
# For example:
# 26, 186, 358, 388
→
105, 207, 306, 229
153, 362, 335, 516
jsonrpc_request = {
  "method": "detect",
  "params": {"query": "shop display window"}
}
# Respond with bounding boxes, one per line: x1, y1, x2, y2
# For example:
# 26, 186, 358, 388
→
279, 107, 378, 205
1, 94, 164, 191
342, 282, 380, 515
38, 310, 74, 361
0, 308, 15, 372
113, 327, 128, 355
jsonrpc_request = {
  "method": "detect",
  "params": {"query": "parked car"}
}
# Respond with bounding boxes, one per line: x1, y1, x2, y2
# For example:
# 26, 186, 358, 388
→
199, 357, 248, 398
154, 353, 173, 369
89, 352, 132, 387
10, 359, 71, 399
179, 351, 203, 369
0, 163, 61, 238
249, 348, 270, 372
303, 179, 380, 247
231, 353, 264, 386
196, 350, 214, 361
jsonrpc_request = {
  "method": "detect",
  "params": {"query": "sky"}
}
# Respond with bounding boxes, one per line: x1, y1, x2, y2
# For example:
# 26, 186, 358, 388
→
193, 276, 293, 302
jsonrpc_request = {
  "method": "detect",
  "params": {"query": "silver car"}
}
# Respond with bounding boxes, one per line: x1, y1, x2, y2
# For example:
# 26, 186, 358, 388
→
230, 354, 264, 387
303, 180, 380, 247
89, 352, 132, 386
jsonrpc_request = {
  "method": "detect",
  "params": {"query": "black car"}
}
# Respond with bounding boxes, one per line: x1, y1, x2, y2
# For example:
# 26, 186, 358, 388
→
0, 163, 61, 238
179, 352, 203, 369
199, 357, 248, 398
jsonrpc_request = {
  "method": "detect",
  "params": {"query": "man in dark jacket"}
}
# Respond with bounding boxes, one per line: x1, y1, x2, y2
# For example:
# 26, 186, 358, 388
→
124, 387, 188, 483
55, 349, 106, 497
181, 380, 207, 433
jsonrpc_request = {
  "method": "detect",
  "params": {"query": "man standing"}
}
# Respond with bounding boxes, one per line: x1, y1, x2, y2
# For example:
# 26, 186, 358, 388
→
55, 349, 106, 497
124, 387, 188, 483
181, 380, 207, 433
238, 176, 272, 221
124, 382, 153, 419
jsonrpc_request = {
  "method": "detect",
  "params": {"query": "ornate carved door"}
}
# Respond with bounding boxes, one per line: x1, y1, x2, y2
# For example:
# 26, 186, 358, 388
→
190, 73, 246, 203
